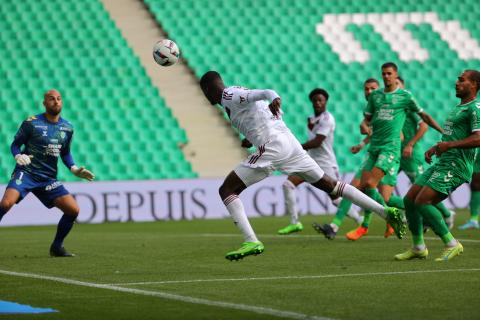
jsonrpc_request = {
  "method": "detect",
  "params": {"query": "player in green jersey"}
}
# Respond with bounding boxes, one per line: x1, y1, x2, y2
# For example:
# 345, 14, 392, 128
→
458, 157, 480, 229
348, 63, 443, 240
396, 69, 480, 261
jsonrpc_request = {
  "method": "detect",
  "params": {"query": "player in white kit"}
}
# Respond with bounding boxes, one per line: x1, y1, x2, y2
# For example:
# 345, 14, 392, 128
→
278, 88, 362, 235
199, 71, 405, 261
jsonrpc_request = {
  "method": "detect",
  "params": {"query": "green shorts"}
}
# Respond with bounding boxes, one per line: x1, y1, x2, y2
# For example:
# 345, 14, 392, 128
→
362, 148, 400, 186
400, 152, 425, 183
415, 163, 467, 196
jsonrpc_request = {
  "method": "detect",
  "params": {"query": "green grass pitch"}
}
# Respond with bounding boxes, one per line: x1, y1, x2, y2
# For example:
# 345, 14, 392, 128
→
1, 210, 479, 320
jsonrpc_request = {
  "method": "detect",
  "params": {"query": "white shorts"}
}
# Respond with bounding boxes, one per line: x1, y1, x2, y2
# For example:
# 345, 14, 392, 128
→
234, 132, 324, 187
317, 165, 339, 180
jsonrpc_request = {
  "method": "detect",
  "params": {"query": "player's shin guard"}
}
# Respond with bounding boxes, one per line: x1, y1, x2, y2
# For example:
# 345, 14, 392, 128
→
283, 180, 299, 224
417, 204, 453, 244
404, 197, 425, 247
224, 195, 258, 243
470, 191, 480, 221
52, 214, 76, 249
387, 195, 405, 210
331, 182, 385, 219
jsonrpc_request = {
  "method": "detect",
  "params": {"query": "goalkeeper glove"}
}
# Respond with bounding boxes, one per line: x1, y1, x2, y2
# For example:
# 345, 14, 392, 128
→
71, 165, 95, 181
15, 154, 33, 166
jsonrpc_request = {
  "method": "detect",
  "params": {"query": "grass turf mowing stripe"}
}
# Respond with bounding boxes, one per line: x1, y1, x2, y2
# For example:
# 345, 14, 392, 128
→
106, 268, 480, 286
196, 234, 480, 243
0, 269, 332, 320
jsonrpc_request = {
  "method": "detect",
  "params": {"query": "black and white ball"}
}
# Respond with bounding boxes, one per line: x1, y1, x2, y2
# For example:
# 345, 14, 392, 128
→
153, 39, 180, 67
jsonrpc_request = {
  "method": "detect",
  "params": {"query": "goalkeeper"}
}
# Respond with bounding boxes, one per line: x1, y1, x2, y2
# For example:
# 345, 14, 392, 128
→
0, 89, 94, 257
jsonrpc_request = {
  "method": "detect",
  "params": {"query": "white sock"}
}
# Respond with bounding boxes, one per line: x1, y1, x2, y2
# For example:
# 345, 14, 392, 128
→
224, 195, 258, 243
414, 244, 426, 251
283, 180, 299, 224
346, 207, 363, 224
331, 182, 386, 219
446, 239, 458, 248
329, 223, 339, 232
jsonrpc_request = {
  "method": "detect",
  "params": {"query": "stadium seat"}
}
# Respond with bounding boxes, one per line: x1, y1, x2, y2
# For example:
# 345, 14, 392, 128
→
0, 0, 197, 183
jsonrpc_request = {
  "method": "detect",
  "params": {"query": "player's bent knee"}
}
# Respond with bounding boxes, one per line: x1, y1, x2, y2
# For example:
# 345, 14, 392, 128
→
0, 200, 15, 212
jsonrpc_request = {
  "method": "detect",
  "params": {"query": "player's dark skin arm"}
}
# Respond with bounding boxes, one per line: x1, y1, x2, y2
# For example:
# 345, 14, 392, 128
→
418, 111, 443, 134
425, 131, 480, 163
302, 135, 326, 150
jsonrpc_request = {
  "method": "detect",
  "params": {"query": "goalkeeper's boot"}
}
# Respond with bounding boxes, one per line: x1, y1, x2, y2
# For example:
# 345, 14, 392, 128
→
394, 248, 428, 261
435, 242, 463, 262
384, 223, 395, 238
278, 222, 304, 235
50, 245, 75, 257
312, 223, 336, 240
346, 226, 368, 241
458, 220, 479, 230
385, 206, 407, 239
225, 241, 264, 261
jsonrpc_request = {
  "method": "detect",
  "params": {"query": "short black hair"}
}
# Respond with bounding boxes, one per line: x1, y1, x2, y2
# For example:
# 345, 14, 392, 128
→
465, 69, 480, 93
381, 62, 398, 71
309, 88, 329, 101
364, 78, 379, 85
200, 71, 221, 89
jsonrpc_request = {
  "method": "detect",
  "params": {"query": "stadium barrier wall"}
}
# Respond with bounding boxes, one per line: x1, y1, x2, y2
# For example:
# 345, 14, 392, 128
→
0, 173, 471, 227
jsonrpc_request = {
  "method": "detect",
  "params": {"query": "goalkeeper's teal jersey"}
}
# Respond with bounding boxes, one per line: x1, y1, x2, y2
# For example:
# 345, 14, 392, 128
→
364, 88, 422, 151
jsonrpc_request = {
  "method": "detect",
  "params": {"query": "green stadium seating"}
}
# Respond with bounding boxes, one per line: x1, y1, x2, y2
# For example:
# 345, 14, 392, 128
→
144, 0, 480, 172
0, 0, 197, 183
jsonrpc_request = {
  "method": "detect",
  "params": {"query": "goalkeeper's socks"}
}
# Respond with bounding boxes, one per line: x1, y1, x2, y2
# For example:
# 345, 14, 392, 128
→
52, 214, 76, 249
0, 207, 6, 222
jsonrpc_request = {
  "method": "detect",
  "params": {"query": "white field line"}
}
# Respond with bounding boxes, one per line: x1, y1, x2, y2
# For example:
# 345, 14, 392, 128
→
0, 269, 332, 320
106, 268, 480, 286
195, 233, 480, 243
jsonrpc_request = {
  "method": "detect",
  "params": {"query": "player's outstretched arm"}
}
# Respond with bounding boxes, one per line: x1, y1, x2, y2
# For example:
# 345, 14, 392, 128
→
418, 111, 443, 133
70, 165, 95, 181
435, 131, 480, 156
302, 135, 326, 150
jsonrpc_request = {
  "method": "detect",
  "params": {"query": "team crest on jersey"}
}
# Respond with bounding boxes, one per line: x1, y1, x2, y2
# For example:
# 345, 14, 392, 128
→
391, 96, 399, 104
60, 131, 66, 139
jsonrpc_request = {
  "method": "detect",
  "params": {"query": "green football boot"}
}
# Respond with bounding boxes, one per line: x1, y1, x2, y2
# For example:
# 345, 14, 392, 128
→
225, 241, 265, 261
394, 248, 429, 261
385, 206, 407, 239
435, 242, 463, 262
278, 222, 304, 235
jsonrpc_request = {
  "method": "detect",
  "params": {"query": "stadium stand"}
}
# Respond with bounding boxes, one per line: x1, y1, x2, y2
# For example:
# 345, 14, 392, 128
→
0, 0, 197, 182
144, 0, 480, 172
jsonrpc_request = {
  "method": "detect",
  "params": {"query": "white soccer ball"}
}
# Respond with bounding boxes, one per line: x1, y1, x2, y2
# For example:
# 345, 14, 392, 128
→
153, 39, 180, 67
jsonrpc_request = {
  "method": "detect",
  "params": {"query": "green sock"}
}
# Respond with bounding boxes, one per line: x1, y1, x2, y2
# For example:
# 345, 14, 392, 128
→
332, 199, 353, 227
434, 202, 451, 218
470, 191, 480, 221
387, 195, 405, 210
441, 232, 455, 245
365, 188, 386, 206
361, 211, 372, 228
417, 204, 450, 239
360, 188, 385, 228
404, 197, 424, 243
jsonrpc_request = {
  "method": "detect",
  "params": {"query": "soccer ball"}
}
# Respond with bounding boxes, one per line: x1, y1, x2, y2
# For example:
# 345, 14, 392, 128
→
153, 39, 180, 67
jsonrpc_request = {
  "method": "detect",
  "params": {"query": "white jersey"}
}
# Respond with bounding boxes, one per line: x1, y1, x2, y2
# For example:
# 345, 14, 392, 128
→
221, 86, 290, 146
306, 111, 338, 168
